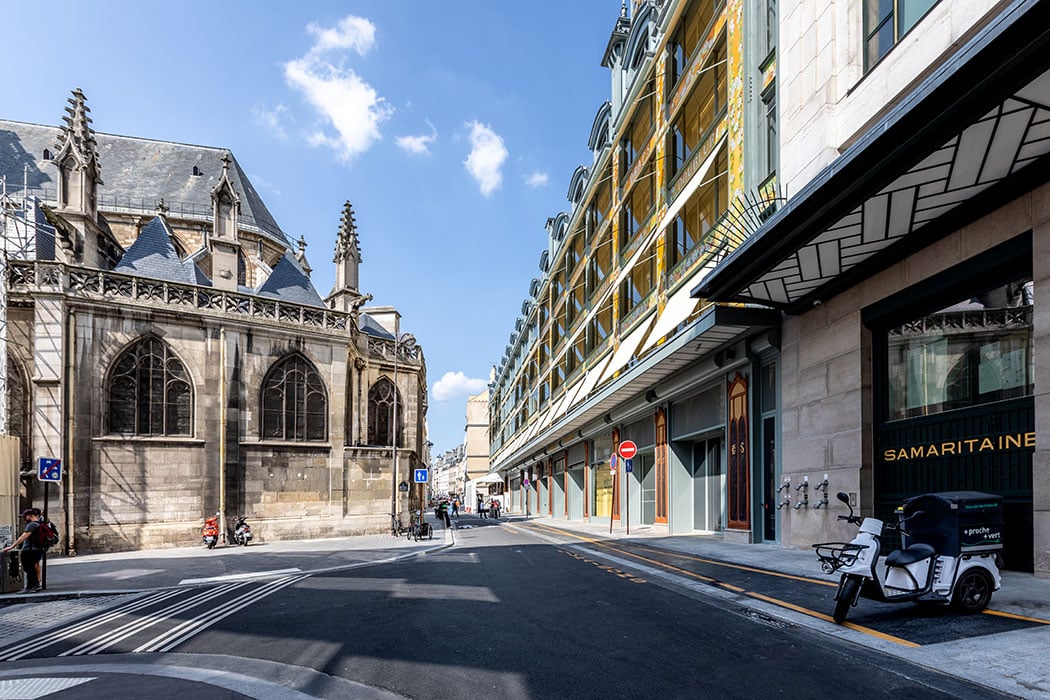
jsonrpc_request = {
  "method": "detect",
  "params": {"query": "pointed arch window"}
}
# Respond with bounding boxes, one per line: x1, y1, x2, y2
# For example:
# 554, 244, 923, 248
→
108, 337, 193, 435
367, 377, 402, 447
261, 354, 328, 441
6, 357, 32, 472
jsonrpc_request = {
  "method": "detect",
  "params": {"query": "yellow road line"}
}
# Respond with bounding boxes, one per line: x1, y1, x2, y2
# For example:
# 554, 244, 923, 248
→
746, 592, 920, 647
521, 521, 921, 648
982, 608, 1050, 624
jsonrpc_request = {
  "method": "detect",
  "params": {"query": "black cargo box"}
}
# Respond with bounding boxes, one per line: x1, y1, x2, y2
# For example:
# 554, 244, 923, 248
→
898, 491, 1004, 556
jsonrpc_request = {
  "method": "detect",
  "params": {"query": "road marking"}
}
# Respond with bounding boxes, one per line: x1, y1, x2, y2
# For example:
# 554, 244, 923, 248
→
60, 582, 250, 656
135, 574, 306, 652
178, 567, 302, 585
982, 608, 1050, 624
529, 522, 920, 648
0, 589, 185, 661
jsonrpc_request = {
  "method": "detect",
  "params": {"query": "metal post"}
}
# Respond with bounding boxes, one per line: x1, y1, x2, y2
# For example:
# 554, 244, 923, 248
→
391, 334, 399, 519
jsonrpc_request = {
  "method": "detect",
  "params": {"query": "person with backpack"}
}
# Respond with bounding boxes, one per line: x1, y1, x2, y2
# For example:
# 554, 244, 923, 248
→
2, 508, 48, 592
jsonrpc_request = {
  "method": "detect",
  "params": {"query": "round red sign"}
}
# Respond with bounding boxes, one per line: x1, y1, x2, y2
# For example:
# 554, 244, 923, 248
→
618, 440, 638, 460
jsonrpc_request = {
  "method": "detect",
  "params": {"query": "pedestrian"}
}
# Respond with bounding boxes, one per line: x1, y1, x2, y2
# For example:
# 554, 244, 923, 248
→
439, 500, 451, 528
493, 499, 501, 519
477, 494, 486, 518
451, 499, 459, 517
3, 508, 45, 592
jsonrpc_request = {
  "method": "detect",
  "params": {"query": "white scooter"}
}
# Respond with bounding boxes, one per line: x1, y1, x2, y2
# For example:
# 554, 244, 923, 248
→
814, 491, 1003, 624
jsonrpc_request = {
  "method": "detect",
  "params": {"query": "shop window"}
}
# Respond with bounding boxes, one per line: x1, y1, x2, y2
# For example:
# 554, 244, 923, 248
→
108, 337, 192, 436
668, 0, 718, 89
667, 147, 727, 269
669, 39, 727, 181
619, 161, 655, 250
263, 354, 328, 441
884, 278, 1033, 421
864, 0, 939, 71
588, 231, 613, 295
619, 243, 657, 318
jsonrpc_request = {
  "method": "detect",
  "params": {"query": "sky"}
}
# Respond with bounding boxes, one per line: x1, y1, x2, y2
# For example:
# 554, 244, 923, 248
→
4, 1, 621, 457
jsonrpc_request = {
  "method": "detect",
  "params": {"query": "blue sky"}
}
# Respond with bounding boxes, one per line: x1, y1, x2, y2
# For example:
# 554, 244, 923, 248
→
5, 1, 619, 457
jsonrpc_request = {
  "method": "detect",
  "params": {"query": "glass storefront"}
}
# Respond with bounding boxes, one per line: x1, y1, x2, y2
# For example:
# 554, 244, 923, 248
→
593, 465, 614, 518
885, 278, 1033, 420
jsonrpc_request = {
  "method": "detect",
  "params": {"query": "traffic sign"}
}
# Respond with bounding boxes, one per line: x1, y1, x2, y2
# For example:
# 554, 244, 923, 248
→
625, 458, 634, 473
523, 477, 531, 488
398, 481, 409, 492
610, 454, 618, 471
413, 469, 429, 483
38, 457, 62, 482
618, 440, 638, 460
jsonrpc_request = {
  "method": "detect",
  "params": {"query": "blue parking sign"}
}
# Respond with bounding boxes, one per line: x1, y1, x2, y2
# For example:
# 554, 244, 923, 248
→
38, 457, 62, 482
413, 469, 429, 483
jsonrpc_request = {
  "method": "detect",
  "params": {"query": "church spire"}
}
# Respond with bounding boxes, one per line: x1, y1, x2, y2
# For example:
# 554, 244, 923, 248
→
55, 87, 103, 185
326, 200, 369, 314
333, 200, 362, 265
51, 87, 104, 265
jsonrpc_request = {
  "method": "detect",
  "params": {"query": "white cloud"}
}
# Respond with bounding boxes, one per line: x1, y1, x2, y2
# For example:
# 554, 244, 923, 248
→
284, 15, 392, 163
397, 120, 438, 155
306, 16, 376, 57
432, 371, 488, 402
252, 104, 291, 140
463, 121, 508, 196
525, 170, 549, 188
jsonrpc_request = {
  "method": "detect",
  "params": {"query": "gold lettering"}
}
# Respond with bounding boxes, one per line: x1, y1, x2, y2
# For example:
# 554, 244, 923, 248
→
884, 450, 897, 462
1005, 434, 1021, 449
1025, 432, 1036, 448
897, 448, 908, 461
963, 439, 979, 453
926, 443, 939, 457
979, 438, 995, 451
941, 442, 956, 455
910, 446, 925, 459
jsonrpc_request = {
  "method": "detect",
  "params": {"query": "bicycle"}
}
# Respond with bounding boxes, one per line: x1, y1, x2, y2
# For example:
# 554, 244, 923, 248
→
409, 510, 433, 542
390, 513, 406, 537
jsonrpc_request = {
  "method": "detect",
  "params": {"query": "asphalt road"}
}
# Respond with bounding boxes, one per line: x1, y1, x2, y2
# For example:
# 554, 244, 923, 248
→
0, 518, 1014, 699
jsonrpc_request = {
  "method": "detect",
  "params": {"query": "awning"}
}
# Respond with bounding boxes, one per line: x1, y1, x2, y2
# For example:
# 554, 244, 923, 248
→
692, 0, 1050, 311
472, 473, 504, 484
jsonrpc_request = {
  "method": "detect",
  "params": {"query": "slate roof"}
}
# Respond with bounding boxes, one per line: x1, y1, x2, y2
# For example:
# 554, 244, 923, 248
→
255, 251, 325, 308
115, 216, 206, 285
359, 313, 395, 339
0, 119, 290, 247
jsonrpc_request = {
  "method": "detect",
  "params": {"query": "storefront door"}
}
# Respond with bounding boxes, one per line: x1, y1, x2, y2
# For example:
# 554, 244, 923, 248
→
691, 438, 723, 532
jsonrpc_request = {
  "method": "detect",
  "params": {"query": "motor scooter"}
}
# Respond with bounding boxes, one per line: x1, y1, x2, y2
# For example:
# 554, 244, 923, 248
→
814, 491, 1003, 624
232, 516, 253, 546
202, 513, 220, 549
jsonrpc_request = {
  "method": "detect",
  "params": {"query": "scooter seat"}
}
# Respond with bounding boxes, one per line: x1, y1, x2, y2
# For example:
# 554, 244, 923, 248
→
885, 543, 936, 567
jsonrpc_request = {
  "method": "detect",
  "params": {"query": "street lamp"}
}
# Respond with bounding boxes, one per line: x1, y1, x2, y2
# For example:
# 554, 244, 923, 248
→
391, 332, 416, 521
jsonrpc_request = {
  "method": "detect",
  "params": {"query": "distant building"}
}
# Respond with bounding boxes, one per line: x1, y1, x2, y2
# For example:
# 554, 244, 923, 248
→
0, 89, 428, 552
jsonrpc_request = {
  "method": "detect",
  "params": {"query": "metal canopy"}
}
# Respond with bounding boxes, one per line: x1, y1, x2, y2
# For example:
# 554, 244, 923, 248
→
692, 0, 1050, 312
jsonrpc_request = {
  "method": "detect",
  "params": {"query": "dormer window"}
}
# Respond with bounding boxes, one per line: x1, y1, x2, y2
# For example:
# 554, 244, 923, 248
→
192, 166, 202, 176
42, 149, 52, 160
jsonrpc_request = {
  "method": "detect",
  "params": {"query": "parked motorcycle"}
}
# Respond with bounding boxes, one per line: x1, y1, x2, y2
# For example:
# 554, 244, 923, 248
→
814, 491, 1003, 624
232, 516, 253, 546
202, 513, 220, 549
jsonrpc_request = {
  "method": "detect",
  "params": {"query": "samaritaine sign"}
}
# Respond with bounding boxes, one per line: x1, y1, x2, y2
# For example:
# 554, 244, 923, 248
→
882, 431, 1035, 462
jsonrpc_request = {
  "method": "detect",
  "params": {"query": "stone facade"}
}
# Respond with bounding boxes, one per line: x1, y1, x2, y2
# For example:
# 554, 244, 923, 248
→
1, 90, 428, 553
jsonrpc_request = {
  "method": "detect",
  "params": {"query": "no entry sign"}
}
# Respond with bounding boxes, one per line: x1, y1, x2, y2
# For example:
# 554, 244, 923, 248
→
618, 440, 638, 460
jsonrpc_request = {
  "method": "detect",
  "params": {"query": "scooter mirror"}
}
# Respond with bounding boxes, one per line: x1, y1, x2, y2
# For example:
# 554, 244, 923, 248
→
836, 492, 850, 505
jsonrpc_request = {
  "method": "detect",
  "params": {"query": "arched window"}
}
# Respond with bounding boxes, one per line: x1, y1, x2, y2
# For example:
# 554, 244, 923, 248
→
261, 354, 327, 441
6, 357, 32, 473
108, 337, 193, 435
367, 377, 402, 447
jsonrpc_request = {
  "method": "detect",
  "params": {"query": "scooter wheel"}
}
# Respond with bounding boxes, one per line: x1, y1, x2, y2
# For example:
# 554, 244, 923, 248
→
952, 569, 993, 613
207, 541, 216, 549
834, 576, 860, 624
